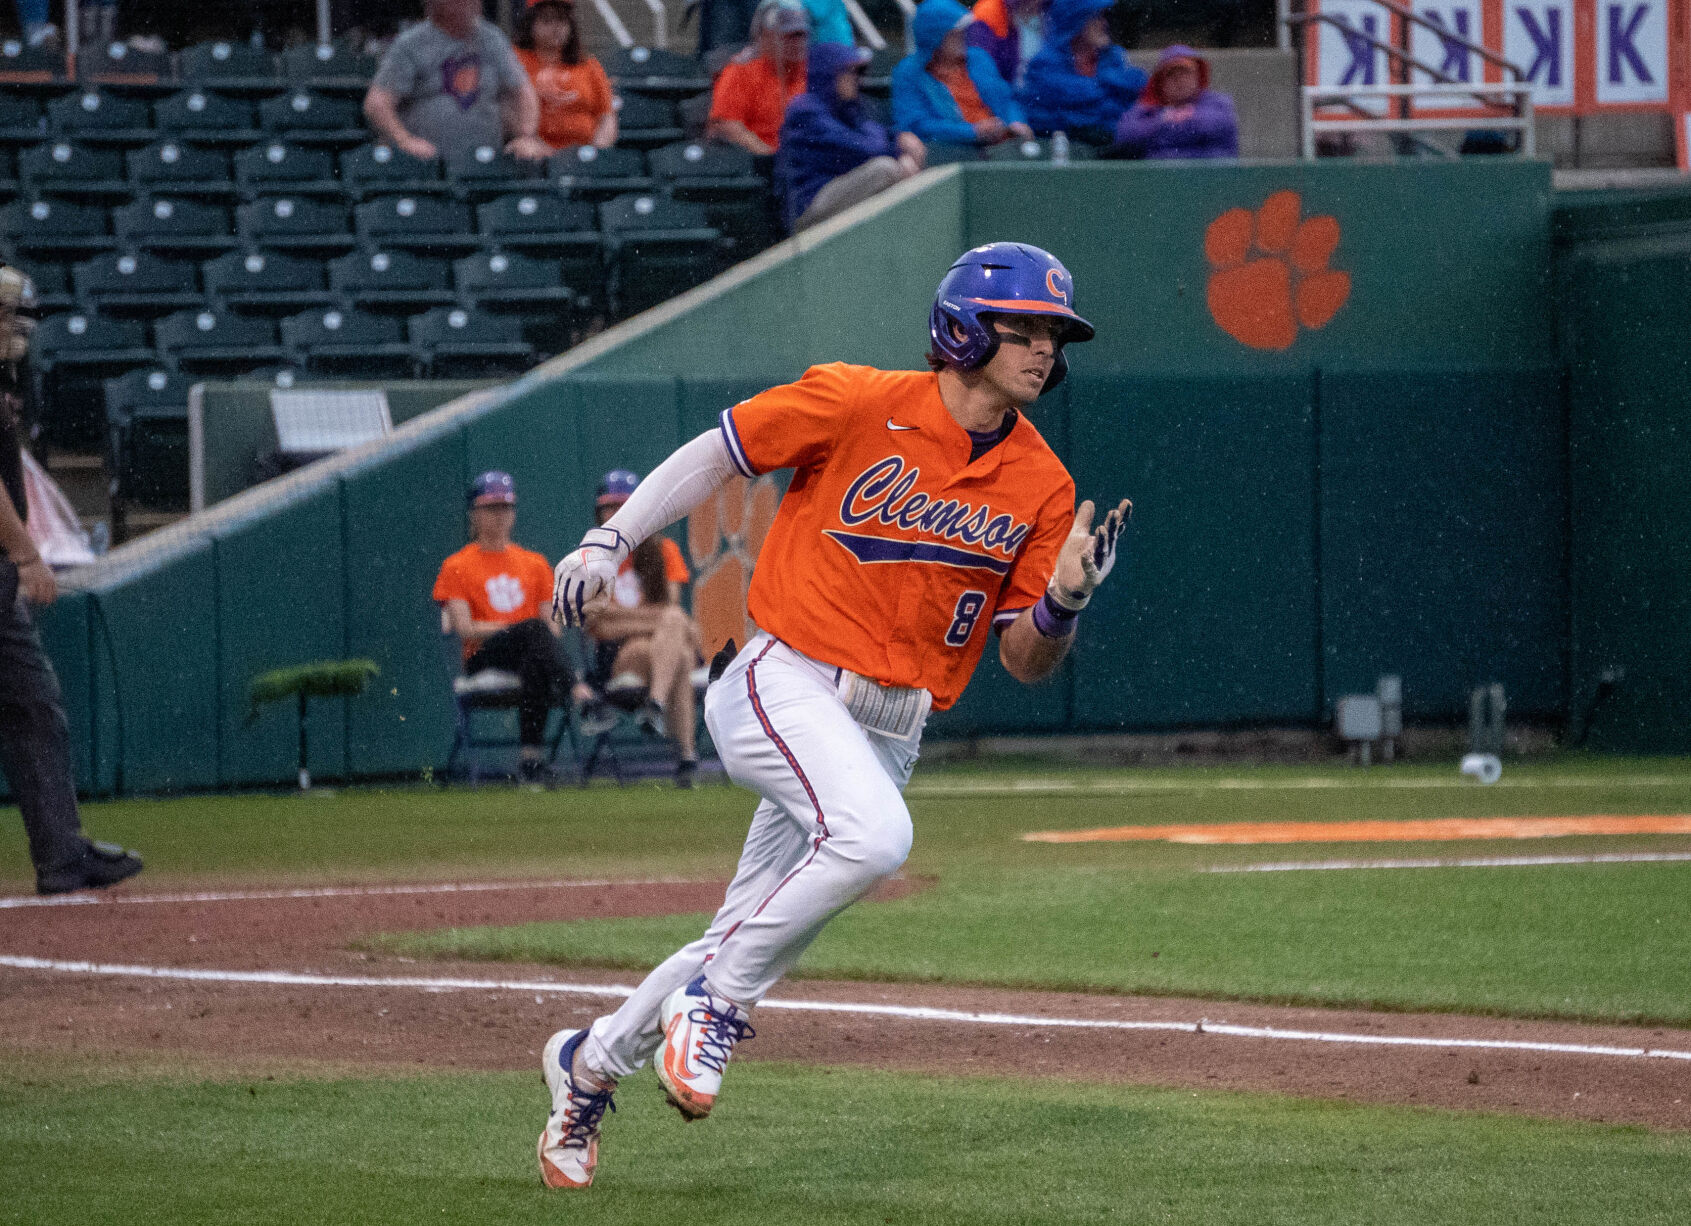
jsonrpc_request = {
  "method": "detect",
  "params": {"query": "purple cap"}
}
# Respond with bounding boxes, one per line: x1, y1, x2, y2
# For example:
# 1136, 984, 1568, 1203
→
469, 470, 516, 506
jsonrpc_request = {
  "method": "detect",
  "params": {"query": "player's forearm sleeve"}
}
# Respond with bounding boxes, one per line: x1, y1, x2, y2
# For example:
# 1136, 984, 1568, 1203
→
601, 430, 738, 546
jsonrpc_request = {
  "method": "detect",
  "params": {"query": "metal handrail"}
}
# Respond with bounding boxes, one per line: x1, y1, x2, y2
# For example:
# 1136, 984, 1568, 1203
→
1341, 0, 1522, 79
589, 0, 637, 48
1285, 12, 1521, 113
842, 0, 890, 51
637, 0, 669, 49
1302, 83, 1536, 159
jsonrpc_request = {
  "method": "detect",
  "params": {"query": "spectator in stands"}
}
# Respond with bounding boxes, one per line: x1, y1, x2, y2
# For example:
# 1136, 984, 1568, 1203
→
1111, 45, 1237, 160
581, 469, 703, 788
434, 470, 591, 786
1018, 0, 1146, 145
778, 40, 926, 232
709, 0, 810, 155
11, 0, 54, 46
969, 0, 1046, 89
514, 0, 618, 150
893, 0, 1031, 150
800, 0, 856, 45
1, 263, 144, 895
363, 0, 551, 163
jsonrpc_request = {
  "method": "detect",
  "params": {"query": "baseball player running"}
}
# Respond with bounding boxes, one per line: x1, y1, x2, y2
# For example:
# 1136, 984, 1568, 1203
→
539, 242, 1130, 1189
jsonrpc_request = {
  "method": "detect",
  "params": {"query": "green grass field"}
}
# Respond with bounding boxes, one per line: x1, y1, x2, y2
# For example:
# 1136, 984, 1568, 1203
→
5, 756, 1691, 1221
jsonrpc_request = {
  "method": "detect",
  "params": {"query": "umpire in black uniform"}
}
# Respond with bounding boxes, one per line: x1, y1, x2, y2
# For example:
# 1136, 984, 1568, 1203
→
0, 264, 142, 895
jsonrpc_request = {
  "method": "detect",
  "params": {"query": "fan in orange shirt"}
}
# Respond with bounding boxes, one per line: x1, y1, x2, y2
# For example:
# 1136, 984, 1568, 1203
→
580, 468, 703, 786
708, 0, 810, 154
515, 0, 618, 150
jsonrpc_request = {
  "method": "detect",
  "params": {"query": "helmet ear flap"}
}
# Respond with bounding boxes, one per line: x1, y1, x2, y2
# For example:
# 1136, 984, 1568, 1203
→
1042, 347, 1069, 394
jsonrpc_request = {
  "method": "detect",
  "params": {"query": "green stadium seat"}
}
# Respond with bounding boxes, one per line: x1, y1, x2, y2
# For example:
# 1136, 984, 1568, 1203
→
282, 42, 378, 94
71, 250, 200, 316
18, 140, 132, 200
154, 307, 288, 374
257, 90, 366, 147
281, 306, 417, 377
475, 193, 602, 302
154, 89, 261, 146
179, 40, 281, 93
202, 249, 335, 313
612, 92, 683, 150
7, 258, 74, 309
74, 40, 172, 90
861, 47, 900, 98
408, 305, 534, 378
0, 38, 67, 89
30, 310, 156, 447
233, 141, 343, 198
598, 193, 722, 319
602, 46, 710, 98
237, 195, 355, 254
339, 142, 445, 200
45, 90, 154, 145
547, 143, 652, 201
646, 139, 775, 257
453, 249, 575, 312
103, 368, 191, 513
1, 197, 115, 259
112, 196, 239, 256
327, 248, 455, 311
32, 310, 152, 367
445, 143, 547, 200
0, 147, 15, 200
0, 95, 46, 145
353, 194, 480, 254
126, 140, 237, 201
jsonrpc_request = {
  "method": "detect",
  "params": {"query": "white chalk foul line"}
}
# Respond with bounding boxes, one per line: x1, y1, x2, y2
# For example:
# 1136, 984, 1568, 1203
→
0, 878, 707, 911
1204, 852, 1691, 873
4, 954, 1689, 1064
907, 774, 1690, 797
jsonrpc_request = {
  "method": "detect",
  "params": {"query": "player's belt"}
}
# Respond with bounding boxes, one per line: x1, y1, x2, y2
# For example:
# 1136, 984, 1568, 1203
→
835, 669, 932, 743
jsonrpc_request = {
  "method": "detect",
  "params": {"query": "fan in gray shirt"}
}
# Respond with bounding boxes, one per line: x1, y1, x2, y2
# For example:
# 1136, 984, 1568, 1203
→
364, 0, 547, 163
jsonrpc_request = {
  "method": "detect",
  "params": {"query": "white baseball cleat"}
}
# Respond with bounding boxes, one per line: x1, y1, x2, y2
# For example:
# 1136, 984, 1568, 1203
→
538, 1028, 616, 1189
657, 974, 755, 1120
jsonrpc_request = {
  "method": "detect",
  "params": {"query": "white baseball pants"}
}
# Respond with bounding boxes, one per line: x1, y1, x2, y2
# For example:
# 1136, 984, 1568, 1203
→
583, 631, 920, 1080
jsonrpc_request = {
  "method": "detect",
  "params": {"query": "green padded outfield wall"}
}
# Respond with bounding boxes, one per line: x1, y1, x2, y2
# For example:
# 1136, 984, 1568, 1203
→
18, 159, 1576, 794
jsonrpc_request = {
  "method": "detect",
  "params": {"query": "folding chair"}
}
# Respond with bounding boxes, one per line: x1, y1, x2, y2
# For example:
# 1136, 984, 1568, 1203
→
202, 248, 335, 313
70, 250, 200, 316
439, 609, 579, 786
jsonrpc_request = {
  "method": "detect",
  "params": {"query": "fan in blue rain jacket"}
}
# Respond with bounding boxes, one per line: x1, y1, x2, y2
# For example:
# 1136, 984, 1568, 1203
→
891, 0, 1026, 146
1018, 0, 1146, 142
777, 40, 906, 230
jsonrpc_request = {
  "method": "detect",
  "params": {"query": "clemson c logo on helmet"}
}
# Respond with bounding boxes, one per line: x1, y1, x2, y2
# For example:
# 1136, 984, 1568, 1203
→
1045, 268, 1068, 304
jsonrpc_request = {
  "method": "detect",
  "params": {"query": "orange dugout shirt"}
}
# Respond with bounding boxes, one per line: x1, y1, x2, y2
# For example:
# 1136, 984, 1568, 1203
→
709, 54, 805, 149
516, 50, 614, 148
433, 542, 555, 658
718, 363, 1075, 709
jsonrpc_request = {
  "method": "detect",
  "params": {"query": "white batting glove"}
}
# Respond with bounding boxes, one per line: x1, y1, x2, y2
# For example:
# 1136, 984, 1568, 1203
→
1048, 498, 1131, 612
552, 526, 632, 626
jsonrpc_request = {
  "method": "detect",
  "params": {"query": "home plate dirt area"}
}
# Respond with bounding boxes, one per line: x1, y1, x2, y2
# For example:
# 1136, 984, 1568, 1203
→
2, 876, 1688, 1131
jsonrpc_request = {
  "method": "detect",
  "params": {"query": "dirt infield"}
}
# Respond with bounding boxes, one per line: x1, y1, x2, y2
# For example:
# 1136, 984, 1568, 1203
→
2, 876, 1688, 1131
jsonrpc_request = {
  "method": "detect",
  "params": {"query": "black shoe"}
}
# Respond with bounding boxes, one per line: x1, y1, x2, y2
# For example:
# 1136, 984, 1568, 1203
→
675, 759, 698, 789
36, 840, 143, 896
519, 758, 566, 789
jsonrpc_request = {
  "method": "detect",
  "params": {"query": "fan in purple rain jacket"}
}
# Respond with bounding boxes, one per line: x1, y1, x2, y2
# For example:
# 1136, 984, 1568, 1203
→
1018, 0, 1146, 144
777, 40, 928, 231
892, 0, 1031, 148
1112, 45, 1238, 159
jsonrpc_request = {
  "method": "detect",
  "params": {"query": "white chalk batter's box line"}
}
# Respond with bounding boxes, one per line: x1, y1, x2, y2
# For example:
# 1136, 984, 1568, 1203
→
2, 954, 1688, 1065
0, 878, 710, 911
1205, 852, 1691, 873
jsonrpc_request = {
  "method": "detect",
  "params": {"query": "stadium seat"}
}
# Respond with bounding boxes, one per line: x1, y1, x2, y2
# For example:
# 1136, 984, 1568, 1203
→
71, 250, 200, 316
113, 196, 239, 256
154, 307, 288, 374
339, 142, 445, 199
17, 140, 131, 200
598, 193, 722, 319
257, 90, 366, 146
282, 42, 378, 93
409, 305, 534, 378
8, 258, 74, 309
126, 140, 237, 200
861, 47, 901, 97
233, 141, 343, 198
613, 92, 684, 149
922, 142, 982, 167
280, 306, 417, 377
154, 89, 260, 146
547, 143, 653, 201
1, 197, 115, 259
444, 144, 547, 199
178, 40, 281, 92
74, 40, 172, 89
45, 90, 154, 144
237, 195, 355, 254
30, 311, 155, 446
453, 250, 576, 312
326, 248, 455, 311
602, 46, 710, 97
202, 249, 335, 313
646, 139, 774, 255
353, 194, 480, 254
475, 193, 604, 307
0, 38, 66, 87
0, 147, 16, 200
0, 95, 46, 145
103, 368, 190, 514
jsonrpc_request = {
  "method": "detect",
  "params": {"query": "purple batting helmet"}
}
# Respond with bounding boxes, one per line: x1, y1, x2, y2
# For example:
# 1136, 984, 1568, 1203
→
928, 242, 1094, 393
596, 468, 639, 507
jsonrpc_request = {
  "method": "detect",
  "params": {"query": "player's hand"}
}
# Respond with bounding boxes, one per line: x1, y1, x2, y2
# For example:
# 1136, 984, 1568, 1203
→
1048, 498, 1130, 611
552, 527, 631, 627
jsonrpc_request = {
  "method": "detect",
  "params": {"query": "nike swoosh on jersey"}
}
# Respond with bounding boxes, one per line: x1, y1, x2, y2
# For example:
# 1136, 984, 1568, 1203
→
824, 530, 1013, 574
885, 419, 917, 431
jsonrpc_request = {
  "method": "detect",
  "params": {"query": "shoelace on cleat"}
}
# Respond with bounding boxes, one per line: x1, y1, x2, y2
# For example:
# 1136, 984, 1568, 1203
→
686, 1001, 756, 1074
559, 1081, 616, 1150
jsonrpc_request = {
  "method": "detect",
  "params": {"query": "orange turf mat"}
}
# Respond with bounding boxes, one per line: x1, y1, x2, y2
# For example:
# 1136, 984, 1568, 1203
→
1021, 815, 1691, 845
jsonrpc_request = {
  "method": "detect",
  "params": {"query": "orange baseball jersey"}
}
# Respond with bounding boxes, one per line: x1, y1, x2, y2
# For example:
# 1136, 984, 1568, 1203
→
433, 543, 554, 656
718, 362, 1075, 709
612, 536, 690, 608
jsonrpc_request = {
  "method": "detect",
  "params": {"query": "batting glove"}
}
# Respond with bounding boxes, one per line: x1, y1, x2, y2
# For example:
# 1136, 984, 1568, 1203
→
553, 527, 632, 626
1048, 498, 1131, 612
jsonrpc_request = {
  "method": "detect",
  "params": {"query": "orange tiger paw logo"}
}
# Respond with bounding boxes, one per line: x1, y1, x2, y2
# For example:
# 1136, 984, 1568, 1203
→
1205, 190, 1350, 351
687, 474, 780, 661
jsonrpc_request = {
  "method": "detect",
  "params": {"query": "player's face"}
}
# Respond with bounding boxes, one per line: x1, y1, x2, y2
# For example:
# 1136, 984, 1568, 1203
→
471, 503, 515, 540
980, 314, 1062, 404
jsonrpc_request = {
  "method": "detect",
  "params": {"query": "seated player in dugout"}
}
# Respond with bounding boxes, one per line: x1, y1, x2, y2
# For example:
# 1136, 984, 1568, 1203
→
580, 469, 704, 787
434, 470, 593, 785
